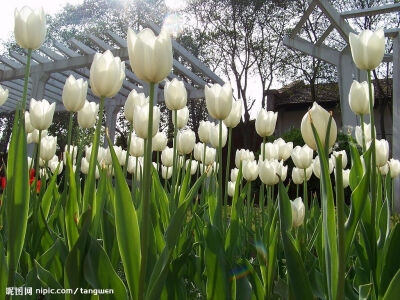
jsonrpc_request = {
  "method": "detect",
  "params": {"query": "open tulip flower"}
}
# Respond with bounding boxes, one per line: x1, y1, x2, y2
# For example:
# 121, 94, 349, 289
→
205, 82, 233, 120
133, 103, 160, 139
209, 122, 228, 148
255, 109, 278, 137
152, 132, 168, 152
124, 90, 148, 122
14, 6, 46, 50
78, 100, 99, 129
291, 145, 313, 169
29, 98, 55, 131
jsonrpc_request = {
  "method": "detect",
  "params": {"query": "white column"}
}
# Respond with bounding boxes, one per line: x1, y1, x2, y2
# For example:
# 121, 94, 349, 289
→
392, 33, 400, 212
104, 103, 119, 147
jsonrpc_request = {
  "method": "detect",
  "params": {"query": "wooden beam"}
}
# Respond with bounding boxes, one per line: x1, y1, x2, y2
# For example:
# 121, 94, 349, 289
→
289, 0, 317, 38
341, 3, 400, 19
316, 24, 334, 46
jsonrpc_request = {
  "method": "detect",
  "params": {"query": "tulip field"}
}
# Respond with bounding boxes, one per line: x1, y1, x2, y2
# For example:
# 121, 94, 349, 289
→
2, 6, 400, 300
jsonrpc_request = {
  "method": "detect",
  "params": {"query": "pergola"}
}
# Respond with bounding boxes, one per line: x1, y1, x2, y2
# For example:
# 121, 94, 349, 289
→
0, 21, 223, 146
284, 0, 400, 211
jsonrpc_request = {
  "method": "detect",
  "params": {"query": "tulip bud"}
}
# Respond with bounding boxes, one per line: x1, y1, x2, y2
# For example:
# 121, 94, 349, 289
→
194, 143, 204, 161
301, 102, 337, 151
231, 168, 239, 182
205, 83, 233, 120
209, 122, 228, 148
259, 159, 279, 186
291, 145, 313, 169
161, 147, 174, 167
25, 111, 34, 133
255, 109, 277, 137
223, 99, 242, 128
124, 90, 148, 122
228, 181, 236, 197
78, 100, 99, 129
127, 28, 173, 83
0, 85, 9, 106
198, 121, 213, 143
133, 103, 160, 139
161, 165, 172, 180
235, 149, 255, 169
291, 197, 305, 227
172, 106, 189, 129
186, 159, 198, 175
40, 135, 57, 162
273, 138, 293, 161
177, 129, 196, 155
331, 150, 348, 169
14, 6, 46, 50
355, 123, 375, 148
29, 98, 55, 130
152, 132, 167, 152
349, 81, 373, 115
389, 159, 400, 178
349, 29, 385, 71
368, 139, 389, 167
62, 75, 87, 112
312, 156, 334, 179
243, 160, 258, 181
202, 146, 216, 165
260, 142, 279, 160
129, 134, 144, 157
164, 79, 187, 110
90, 50, 125, 98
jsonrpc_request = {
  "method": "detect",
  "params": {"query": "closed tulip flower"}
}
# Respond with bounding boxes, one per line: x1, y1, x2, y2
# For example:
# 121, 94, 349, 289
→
29, 98, 55, 130
172, 106, 189, 129
368, 139, 389, 167
349, 80, 373, 115
63, 145, 78, 166
205, 83, 233, 120
129, 134, 144, 157
164, 78, 187, 110
0, 85, 9, 106
198, 121, 213, 143
228, 181, 236, 197
25, 111, 34, 133
177, 129, 196, 155
28, 129, 47, 144
186, 160, 198, 175
291, 197, 305, 227
355, 123, 375, 147
334, 169, 350, 188
161, 147, 174, 167
127, 28, 172, 83
255, 109, 278, 137
90, 50, 125, 98
201, 146, 216, 166
127, 156, 143, 175
235, 149, 255, 169
124, 90, 148, 122
86, 144, 106, 165
40, 135, 57, 161
276, 160, 288, 182
105, 146, 125, 166
81, 157, 90, 175
223, 99, 242, 128
152, 132, 167, 152
78, 100, 99, 129
301, 102, 337, 151
313, 156, 334, 179
49, 159, 63, 175
14, 6, 46, 50
292, 166, 313, 185
243, 160, 258, 181
259, 159, 279, 186
389, 159, 400, 178
133, 103, 160, 139
260, 142, 279, 160
194, 143, 204, 161
349, 29, 385, 71
332, 150, 348, 169
62, 75, 87, 112
161, 165, 172, 180
231, 168, 239, 182
274, 138, 293, 161
291, 145, 313, 169
379, 163, 389, 176
209, 122, 228, 148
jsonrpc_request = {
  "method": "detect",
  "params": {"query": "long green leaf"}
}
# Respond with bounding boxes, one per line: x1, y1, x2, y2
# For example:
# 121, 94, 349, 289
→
382, 268, 400, 300
65, 154, 80, 250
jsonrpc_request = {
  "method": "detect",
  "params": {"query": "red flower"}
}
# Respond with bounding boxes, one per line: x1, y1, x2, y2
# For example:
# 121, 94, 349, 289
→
0, 176, 5, 190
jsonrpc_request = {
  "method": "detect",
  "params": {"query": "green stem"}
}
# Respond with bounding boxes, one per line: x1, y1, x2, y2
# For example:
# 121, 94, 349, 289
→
21, 49, 32, 112
34, 130, 42, 190
138, 82, 155, 300
335, 157, 345, 300
224, 127, 232, 229
360, 114, 366, 153
124, 122, 133, 177
67, 112, 74, 153
215, 120, 223, 231
172, 110, 178, 197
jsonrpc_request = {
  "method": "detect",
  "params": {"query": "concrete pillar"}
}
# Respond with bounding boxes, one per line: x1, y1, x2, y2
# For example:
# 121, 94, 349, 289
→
104, 103, 119, 147
392, 33, 400, 212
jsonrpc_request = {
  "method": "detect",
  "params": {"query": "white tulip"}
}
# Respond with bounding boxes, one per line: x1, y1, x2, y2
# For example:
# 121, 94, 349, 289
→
243, 160, 258, 181
62, 75, 87, 112
205, 83, 233, 120
260, 142, 279, 160
40, 135, 57, 161
63, 145, 78, 166
161, 165, 172, 180
49, 159, 63, 175
258, 159, 279, 186
255, 109, 278, 137
129, 134, 144, 157
292, 166, 312, 185
201, 146, 216, 166
177, 129, 196, 155
152, 132, 168, 152
235, 149, 255, 169
25, 111, 34, 133
161, 147, 174, 167
223, 99, 242, 128
127, 28, 173, 83
209, 122, 228, 148
14, 6, 46, 50
78, 100, 99, 129
194, 143, 204, 161
185, 159, 198, 175
231, 168, 239, 182
273, 138, 293, 161
81, 157, 90, 174
389, 159, 400, 178
133, 103, 160, 139
29, 98, 55, 130
349, 80, 373, 115
368, 139, 389, 167
291, 145, 313, 169
127, 156, 143, 175
172, 106, 189, 129
349, 29, 385, 71
379, 163, 389, 176
228, 181, 236, 197
28, 129, 47, 144
124, 90, 148, 122
198, 120, 214, 143
164, 78, 187, 110
291, 197, 305, 227
355, 123, 375, 148
90, 50, 125, 98
313, 156, 334, 179
276, 160, 288, 182
334, 169, 350, 188
332, 150, 348, 169
105, 146, 125, 166
0, 85, 9, 106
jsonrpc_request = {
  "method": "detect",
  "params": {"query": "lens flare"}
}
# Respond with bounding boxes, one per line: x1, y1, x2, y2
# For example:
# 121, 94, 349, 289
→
162, 13, 184, 38
229, 265, 250, 281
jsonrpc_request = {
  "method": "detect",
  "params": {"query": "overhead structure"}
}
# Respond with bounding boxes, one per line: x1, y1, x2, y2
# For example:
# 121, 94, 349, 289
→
0, 21, 224, 145
284, 0, 400, 211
